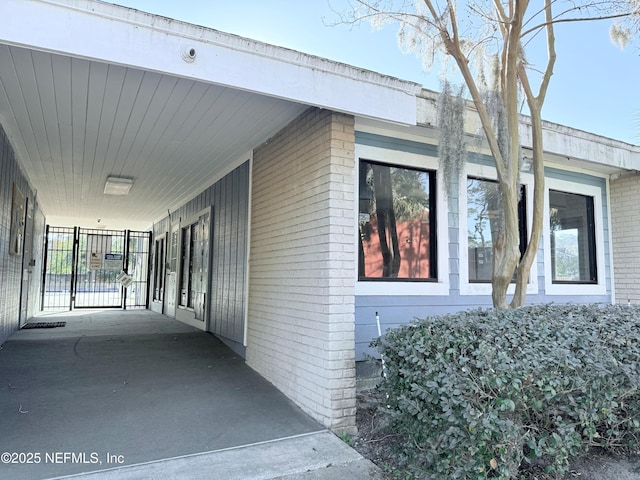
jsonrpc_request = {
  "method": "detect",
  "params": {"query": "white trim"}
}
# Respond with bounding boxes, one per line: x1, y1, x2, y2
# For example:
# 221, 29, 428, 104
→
150, 231, 168, 314
545, 160, 612, 180
354, 144, 449, 296
458, 163, 539, 296
175, 206, 212, 331
605, 176, 615, 304
0, 0, 421, 125
543, 178, 607, 296
164, 223, 180, 318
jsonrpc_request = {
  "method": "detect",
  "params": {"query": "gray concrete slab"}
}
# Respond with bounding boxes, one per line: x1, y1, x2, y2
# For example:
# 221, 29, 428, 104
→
0, 310, 380, 480
46, 431, 382, 480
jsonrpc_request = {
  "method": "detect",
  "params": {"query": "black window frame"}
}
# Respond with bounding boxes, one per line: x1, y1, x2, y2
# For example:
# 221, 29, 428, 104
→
358, 159, 437, 282
466, 177, 528, 283
549, 189, 597, 284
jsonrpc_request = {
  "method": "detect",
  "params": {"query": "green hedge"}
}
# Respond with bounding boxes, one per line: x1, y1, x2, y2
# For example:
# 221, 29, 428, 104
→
374, 304, 640, 479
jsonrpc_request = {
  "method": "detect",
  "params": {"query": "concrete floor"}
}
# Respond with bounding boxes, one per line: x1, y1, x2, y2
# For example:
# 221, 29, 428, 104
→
0, 310, 328, 479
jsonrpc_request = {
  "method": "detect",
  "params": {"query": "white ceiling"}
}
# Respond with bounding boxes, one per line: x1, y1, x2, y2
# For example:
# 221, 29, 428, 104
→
0, 44, 307, 231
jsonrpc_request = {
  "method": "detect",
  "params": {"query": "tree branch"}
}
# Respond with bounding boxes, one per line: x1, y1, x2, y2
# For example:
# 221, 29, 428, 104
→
422, 0, 507, 179
538, 0, 557, 103
493, 0, 509, 25
522, 11, 633, 38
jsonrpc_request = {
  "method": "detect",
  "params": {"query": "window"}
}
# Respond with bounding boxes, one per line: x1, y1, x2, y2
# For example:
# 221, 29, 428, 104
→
549, 190, 597, 283
179, 223, 196, 308
467, 178, 527, 282
358, 160, 436, 281
152, 236, 165, 302
169, 228, 178, 272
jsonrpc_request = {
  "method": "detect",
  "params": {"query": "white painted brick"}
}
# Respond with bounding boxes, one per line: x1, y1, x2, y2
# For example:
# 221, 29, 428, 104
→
610, 174, 640, 303
246, 108, 356, 431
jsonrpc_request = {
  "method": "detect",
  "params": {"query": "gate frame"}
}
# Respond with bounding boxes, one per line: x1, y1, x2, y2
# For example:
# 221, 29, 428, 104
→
41, 226, 151, 311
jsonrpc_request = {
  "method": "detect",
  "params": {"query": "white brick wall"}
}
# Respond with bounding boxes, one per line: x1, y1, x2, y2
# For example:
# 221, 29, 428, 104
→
246, 108, 357, 432
610, 173, 640, 304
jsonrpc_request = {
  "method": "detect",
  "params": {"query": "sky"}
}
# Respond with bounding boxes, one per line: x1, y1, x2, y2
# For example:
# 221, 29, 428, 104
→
108, 1, 639, 145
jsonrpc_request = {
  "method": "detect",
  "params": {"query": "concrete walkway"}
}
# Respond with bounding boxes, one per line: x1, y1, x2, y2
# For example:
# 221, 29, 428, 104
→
0, 310, 381, 480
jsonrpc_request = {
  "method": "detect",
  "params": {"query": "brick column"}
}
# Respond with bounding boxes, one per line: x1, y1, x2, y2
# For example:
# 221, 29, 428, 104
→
610, 173, 640, 304
247, 108, 357, 432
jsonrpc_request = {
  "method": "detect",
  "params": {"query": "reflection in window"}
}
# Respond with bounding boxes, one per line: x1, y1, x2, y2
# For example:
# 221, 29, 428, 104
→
358, 160, 436, 280
549, 190, 597, 283
153, 236, 165, 302
179, 223, 195, 308
467, 178, 527, 282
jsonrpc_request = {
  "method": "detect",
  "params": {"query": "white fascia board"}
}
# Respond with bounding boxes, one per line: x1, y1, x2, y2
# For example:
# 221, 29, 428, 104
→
518, 118, 640, 172
0, 0, 421, 125
416, 90, 640, 173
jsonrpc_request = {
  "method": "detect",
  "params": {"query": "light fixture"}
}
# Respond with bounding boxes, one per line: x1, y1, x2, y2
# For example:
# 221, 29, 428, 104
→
104, 176, 133, 196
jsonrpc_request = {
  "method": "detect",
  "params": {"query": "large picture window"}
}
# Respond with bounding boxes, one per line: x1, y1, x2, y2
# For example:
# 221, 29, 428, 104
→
467, 178, 527, 282
358, 160, 436, 281
549, 190, 597, 283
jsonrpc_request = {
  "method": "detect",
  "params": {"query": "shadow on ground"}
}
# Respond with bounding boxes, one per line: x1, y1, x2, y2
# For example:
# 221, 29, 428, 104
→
0, 310, 322, 479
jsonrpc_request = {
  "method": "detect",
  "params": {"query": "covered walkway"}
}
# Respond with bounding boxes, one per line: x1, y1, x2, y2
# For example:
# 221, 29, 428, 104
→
0, 310, 378, 479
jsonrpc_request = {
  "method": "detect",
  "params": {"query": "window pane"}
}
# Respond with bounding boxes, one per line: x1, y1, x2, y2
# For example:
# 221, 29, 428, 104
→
467, 178, 527, 282
179, 226, 190, 306
549, 190, 597, 283
358, 161, 435, 280
467, 179, 499, 281
169, 230, 178, 272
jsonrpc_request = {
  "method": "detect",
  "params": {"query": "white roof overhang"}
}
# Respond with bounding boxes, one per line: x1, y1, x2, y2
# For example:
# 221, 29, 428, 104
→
415, 90, 640, 176
0, 0, 422, 230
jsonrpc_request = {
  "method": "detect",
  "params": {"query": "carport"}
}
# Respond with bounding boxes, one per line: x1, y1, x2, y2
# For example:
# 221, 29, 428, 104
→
0, 0, 421, 435
0, 310, 379, 479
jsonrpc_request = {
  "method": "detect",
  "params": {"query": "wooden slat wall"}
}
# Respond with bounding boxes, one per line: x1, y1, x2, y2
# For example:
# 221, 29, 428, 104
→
152, 161, 249, 354
0, 123, 41, 344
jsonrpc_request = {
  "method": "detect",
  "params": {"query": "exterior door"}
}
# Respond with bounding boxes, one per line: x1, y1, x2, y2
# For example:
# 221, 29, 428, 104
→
175, 209, 210, 329
151, 233, 166, 313
194, 213, 209, 321
74, 229, 126, 308
164, 224, 179, 317
19, 198, 32, 325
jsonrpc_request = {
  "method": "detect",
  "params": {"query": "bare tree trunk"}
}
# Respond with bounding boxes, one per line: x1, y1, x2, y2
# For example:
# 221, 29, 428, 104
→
491, 182, 521, 309
491, 0, 525, 309
511, 0, 556, 308
511, 111, 545, 307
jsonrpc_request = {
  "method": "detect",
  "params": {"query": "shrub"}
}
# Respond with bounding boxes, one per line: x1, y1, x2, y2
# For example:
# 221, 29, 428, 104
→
374, 304, 640, 479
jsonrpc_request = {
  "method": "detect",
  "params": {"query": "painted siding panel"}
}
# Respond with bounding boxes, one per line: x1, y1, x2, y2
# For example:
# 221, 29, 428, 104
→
211, 180, 222, 334
0, 123, 42, 344
151, 161, 250, 354
356, 131, 438, 157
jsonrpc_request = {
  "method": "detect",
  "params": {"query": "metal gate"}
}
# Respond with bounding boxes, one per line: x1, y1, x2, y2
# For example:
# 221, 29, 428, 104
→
41, 226, 150, 310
